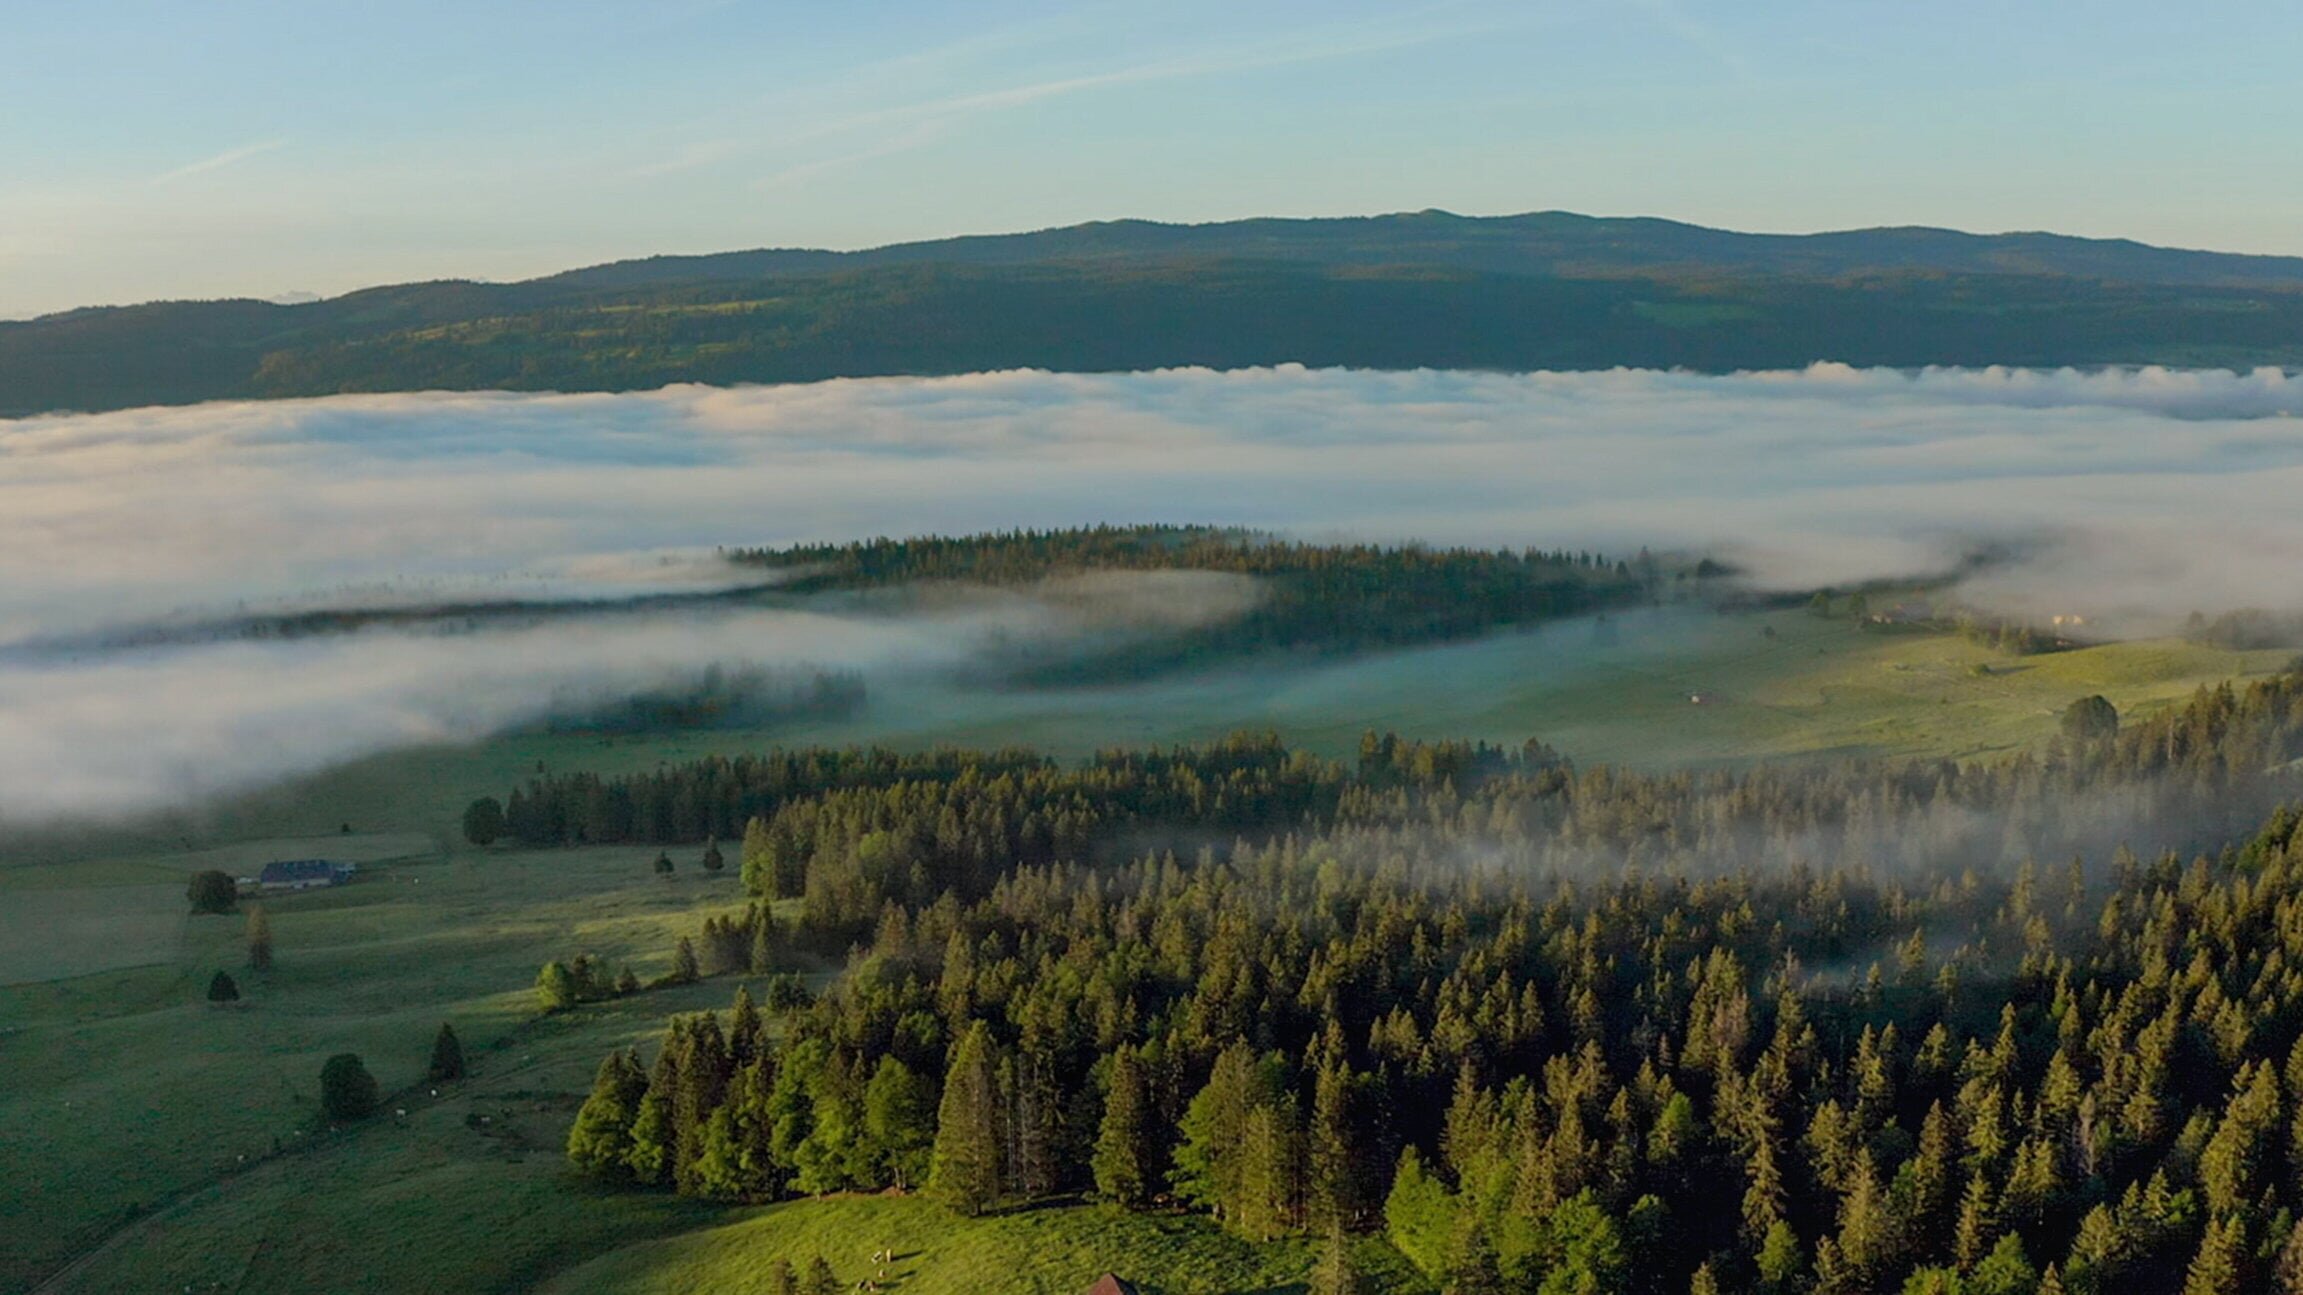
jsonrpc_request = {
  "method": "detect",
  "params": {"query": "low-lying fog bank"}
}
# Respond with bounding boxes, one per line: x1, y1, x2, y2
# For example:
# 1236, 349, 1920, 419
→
5, 362, 2302, 824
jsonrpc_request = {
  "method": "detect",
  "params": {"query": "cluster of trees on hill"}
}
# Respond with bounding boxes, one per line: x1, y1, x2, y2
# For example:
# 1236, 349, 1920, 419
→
727, 525, 1653, 681
555, 673, 2303, 1292
510, 673, 2303, 934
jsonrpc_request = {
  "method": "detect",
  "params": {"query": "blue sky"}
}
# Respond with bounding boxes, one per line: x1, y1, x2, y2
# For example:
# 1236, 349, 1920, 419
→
4, 0, 2299, 318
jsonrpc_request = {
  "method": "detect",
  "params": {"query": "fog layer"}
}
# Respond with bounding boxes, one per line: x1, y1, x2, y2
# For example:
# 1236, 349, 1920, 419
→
4, 363, 2300, 821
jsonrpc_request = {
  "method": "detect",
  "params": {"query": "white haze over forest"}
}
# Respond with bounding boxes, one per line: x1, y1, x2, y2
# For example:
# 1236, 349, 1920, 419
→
4, 362, 2302, 822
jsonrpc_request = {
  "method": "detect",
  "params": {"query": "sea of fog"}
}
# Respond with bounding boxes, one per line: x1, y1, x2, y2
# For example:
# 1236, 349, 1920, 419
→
4, 362, 2302, 822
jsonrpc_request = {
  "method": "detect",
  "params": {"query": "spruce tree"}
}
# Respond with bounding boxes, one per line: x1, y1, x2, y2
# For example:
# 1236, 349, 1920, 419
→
536, 960, 578, 1012
1310, 1229, 1366, 1295
729, 985, 764, 1067
1308, 1058, 1359, 1232
863, 1055, 937, 1190
1093, 1045, 1154, 1208
427, 1022, 465, 1082
927, 1021, 1004, 1215
567, 1050, 648, 1179
319, 1053, 379, 1123
671, 937, 700, 984
626, 1044, 682, 1186
207, 970, 239, 1003
2181, 1215, 2243, 1295
245, 904, 273, 972
805, 1254, 838, 1295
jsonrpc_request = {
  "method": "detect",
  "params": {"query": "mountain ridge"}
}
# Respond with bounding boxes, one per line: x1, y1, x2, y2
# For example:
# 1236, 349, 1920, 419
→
5, 210, 2301, 418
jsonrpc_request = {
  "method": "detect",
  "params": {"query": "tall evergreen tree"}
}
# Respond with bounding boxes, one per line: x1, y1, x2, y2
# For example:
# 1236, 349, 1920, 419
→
1094, 1045, 1156, 1208
207, 970, 239, 1002
536, 960, 578, 1012
428, 1022, 466, 1082
567, 1050, 648, 1179
928, 1021, 1004, 1215
1310, 1228, 1367, 1295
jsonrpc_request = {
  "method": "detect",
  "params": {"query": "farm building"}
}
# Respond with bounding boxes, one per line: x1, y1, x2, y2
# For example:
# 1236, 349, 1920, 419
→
243, 859, 356, 892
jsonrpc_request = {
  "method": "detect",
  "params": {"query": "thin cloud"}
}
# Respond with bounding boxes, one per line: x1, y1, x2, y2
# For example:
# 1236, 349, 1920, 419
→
151, 138, 289, 185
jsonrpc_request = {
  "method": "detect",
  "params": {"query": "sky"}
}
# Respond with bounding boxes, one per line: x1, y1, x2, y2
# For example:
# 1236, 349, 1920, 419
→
4, 0, 2301, 319
6, 362, 2303, 820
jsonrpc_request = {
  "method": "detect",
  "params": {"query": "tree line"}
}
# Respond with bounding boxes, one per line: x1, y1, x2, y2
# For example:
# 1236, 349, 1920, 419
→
551, 672, 2303, 1292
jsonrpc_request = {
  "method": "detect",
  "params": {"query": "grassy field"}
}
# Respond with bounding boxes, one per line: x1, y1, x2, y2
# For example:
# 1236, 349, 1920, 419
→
0, 842, 782, 1293
138, 610, 2289, 855
1, 611, 2285, 1294
540, 1195, 1431, 1295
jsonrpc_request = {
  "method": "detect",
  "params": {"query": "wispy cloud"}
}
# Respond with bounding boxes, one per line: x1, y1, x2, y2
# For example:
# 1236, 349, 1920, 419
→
151, 138, 288, 185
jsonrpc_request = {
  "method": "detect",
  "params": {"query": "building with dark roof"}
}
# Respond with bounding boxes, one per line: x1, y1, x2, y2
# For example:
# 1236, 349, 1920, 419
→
250, 859, 355, 891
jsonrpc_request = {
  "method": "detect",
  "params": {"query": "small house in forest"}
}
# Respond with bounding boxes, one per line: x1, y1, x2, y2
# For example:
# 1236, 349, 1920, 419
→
247, 859, 356, 892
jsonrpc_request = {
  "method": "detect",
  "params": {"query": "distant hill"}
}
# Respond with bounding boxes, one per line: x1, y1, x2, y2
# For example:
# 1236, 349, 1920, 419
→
5, 211, 2302, 417
544, 209, 2303, 292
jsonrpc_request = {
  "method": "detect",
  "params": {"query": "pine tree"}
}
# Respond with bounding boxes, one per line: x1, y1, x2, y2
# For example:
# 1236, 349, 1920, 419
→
626, 1044, 681, 1186
805, 1254, 838, 1295
207, 970, 239, 1003
246, 904, 273, 971
1093, 1044, 1155, 1207
739, 815, 774, 895
1308, 1058, 1359, 1232
671, 937, 700, 984
567, 1050, 648, 1179
1689, 1262, 1722, 1295
319, 1053, 379, 1123
1444, 1212, 1505, 1295
1234, 1097, 1301, 1241
1310, 1228, 1367, 1295
1173, 1040, 1259, 1217
928, 1021, 1003, 1215
862, 1055, 936, 1190
536, 960, 578, 1012
2181, 1214, 2243, 1295
428, 1022, 465, 1081
1756, 1219, 1805, 1295
729, 985, 764, 1068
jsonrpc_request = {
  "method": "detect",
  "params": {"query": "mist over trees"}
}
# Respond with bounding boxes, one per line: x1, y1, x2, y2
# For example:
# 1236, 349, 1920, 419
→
556, 671, 2303, 1291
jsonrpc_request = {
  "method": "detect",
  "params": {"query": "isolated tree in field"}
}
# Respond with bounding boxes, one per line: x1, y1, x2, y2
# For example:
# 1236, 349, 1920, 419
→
928, 1021, 1004, 1215
700, 836, 724, 873
188, 869, 237, 914
207, 970, 240, 1003
805, 1256, 838, 1295
654, 851, 675, 877
461, 796, 505, 847
670, 937, 701, 984
615, 965, 640, 995
536, 960, 578, 1012
2062, 694, 2120, 744
764, 1258, 798, 1295
1093, 1044, 1155, 1207
567, 1049, 649, 1178
246, 904, 274, 971
428, 1022, 466, 1082
320, 1052, 379, 1123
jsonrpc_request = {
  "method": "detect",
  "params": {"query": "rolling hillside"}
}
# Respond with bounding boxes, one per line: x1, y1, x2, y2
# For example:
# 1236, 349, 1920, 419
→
7, 210, 2302, 417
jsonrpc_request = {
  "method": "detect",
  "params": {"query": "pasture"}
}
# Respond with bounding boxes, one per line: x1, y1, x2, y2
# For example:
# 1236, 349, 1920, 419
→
2, 610, 2287, 1293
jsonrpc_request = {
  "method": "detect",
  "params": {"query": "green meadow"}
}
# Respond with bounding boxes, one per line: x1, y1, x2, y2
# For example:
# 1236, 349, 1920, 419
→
3, 610, 2286, 1294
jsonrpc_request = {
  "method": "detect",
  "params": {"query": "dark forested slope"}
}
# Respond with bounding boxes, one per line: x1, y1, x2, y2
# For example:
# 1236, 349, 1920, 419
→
7, 212, 2303, 417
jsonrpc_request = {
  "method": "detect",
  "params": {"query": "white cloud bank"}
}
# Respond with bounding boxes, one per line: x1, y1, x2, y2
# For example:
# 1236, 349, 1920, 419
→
3, 362, 2302, 821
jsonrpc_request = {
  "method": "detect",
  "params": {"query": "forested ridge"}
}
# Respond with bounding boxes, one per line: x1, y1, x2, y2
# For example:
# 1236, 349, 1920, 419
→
544, 671, 2303, 1292
12, 208, 2303, 416
728, 525, 1649, 679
